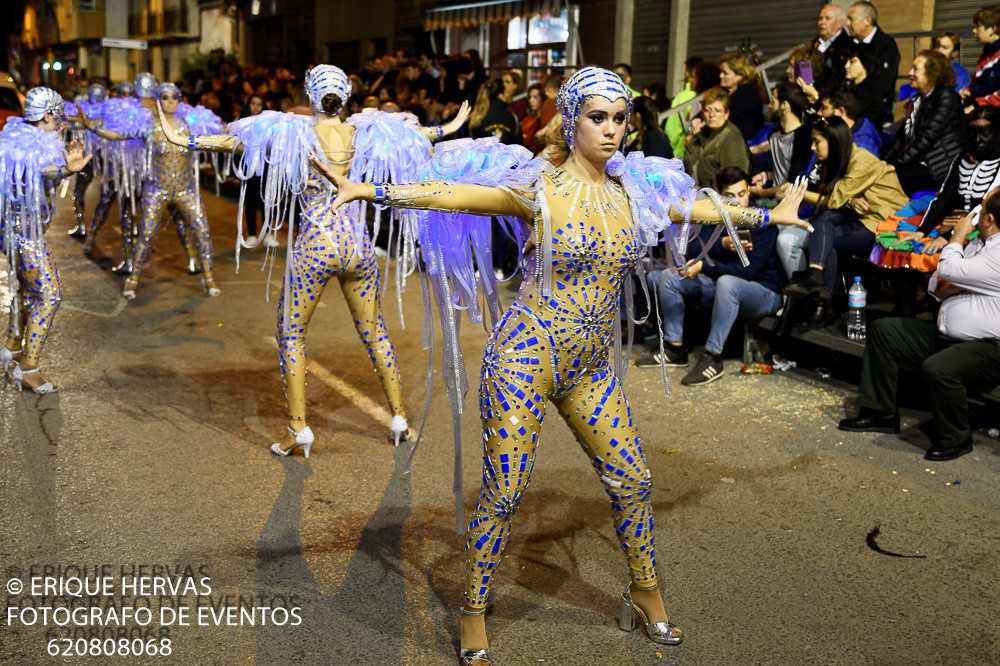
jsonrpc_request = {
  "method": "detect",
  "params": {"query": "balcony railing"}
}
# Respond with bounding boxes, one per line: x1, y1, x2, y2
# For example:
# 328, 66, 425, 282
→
127, 9, 189, 38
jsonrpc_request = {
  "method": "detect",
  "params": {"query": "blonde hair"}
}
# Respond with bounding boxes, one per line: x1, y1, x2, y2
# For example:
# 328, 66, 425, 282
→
719, 52, 758, 86
468, 81, 492, 130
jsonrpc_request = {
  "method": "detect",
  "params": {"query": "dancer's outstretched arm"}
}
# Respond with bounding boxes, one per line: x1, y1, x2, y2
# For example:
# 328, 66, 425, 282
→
157, 102, 239, 152
72, 107, 128, 141
678, 177, 811, 229
420, 100, 471, 141
308, 155, 531, 220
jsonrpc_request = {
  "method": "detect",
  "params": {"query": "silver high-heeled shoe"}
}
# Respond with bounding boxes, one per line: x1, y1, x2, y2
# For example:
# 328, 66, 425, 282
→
459, 606, 492, 666
11, 365, 59, 394
0, 347, 14, 374
390, 415, 409, 447
270, 426, 314, 458
618, 583, 683, 645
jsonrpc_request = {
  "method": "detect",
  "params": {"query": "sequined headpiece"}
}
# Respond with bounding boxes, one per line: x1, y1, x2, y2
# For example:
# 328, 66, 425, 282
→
134, 72, 159, 99
114, 82, 135, 98
555, 67, 632, 150
158, 82, 181, 98
304, 64, 351, 115
24, 87, 65, 122
88, 83, 109, 104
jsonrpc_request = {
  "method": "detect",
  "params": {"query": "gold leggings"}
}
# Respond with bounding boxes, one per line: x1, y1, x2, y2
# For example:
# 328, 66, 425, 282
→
5, 239, 61, 366
276, 216, 405, 425
465, 305, 656, 607
131, 184, 214, 283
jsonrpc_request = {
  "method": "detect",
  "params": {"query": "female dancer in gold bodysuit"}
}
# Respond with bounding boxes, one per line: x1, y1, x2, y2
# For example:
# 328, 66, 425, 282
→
79, 77, 220, 299
1, 87, 92, 393
158, 65, 469, 456
314, 67, 807, 664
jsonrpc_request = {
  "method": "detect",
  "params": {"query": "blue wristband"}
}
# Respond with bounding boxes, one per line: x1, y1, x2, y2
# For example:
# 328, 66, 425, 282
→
187, 135, 197, 151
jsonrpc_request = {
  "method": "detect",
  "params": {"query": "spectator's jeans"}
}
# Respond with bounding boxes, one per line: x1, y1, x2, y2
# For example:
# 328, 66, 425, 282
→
859, 318, 1000, 448
807, 208, 875, 293
647, 270, 715, 343
776, 225, 809, 278
705, 275, 782, 354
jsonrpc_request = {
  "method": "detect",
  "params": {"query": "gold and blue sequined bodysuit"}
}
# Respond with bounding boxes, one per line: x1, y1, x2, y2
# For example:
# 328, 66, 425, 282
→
130, 115, 216, 285
385, 168, 658, 607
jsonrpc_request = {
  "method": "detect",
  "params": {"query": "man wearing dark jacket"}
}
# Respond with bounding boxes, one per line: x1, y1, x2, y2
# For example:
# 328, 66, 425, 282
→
847, 1, 900, 128
813, 3, 855, 88
883, 50, 967, 195
640, 168, 785, 385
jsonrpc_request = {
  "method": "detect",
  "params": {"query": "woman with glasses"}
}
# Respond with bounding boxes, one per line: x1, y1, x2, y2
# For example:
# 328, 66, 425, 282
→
77, 76, 225, 299
683, 86, 751, 187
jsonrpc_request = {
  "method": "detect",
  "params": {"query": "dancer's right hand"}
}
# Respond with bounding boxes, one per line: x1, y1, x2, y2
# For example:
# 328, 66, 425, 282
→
307, 154, 370, 210
156, 102, 185, 146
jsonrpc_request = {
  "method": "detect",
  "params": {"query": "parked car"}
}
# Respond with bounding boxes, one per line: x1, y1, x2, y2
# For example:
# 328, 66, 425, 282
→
0, 72, 25, 130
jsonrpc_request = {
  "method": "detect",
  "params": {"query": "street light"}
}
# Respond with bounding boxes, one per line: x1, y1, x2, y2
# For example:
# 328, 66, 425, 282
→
42, 62, 50, 70
53, 62, 62, 71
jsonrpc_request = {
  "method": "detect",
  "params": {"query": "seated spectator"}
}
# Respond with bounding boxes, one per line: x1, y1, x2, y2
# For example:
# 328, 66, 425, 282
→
666, 58, 718, 158
719, 52, 766, 141
521, 83, 544, 150
788, 44, 827, 89
785, 116, 908, 324
840, 45, 889, 129
811, 3, 852, 88
935, 31, 971, 92
899, 30, 971, 100
469, 79, 519, 145
639, 167, 785, 385
751, 81, 813, 196
916, 107, 1000, 249
684, 86, 751, 188
883, 50, 967, 196
625, 96, 673, 158
817, 86, 883, 156
846, 1, 900, 126
963, 5, 1000, 110
839, 191, 1000, 461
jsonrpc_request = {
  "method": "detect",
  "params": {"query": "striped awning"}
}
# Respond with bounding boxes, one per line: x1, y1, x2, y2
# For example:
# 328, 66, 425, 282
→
424, 0, 563, 31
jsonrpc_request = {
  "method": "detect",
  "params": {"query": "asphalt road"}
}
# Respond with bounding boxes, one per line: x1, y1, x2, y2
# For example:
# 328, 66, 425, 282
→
1, 184, 998, 665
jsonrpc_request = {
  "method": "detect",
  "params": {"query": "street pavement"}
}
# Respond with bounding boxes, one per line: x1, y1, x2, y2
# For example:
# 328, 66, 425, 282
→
1, 184, 999, 665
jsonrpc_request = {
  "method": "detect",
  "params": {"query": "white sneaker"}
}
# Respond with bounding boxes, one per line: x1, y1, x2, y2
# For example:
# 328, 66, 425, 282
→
245, 235, 258, 246
264, 235, 279, 249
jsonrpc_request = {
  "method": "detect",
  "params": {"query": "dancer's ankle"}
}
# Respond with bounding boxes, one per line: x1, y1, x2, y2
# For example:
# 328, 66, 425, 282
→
460, 605, 488, 651
629, 583, 668, 623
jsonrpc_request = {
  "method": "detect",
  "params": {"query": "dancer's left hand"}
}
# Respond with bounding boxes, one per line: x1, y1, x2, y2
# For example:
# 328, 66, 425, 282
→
308, 154, 370, 210
64, 145, 92, 173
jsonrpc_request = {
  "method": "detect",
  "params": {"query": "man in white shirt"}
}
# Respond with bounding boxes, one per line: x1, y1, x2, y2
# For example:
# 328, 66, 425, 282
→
839, 189, 1000, 461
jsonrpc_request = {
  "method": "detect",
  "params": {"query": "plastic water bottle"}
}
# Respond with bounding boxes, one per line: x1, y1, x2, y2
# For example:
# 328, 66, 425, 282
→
847, 276, 867, 341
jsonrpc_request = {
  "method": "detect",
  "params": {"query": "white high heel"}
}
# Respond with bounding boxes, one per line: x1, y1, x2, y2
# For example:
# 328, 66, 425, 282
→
11, 365, 58, 394
271, 426, 314, 458
122, 278, 137, 300
202, 277, 221, 298
390, 415, 409, 447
